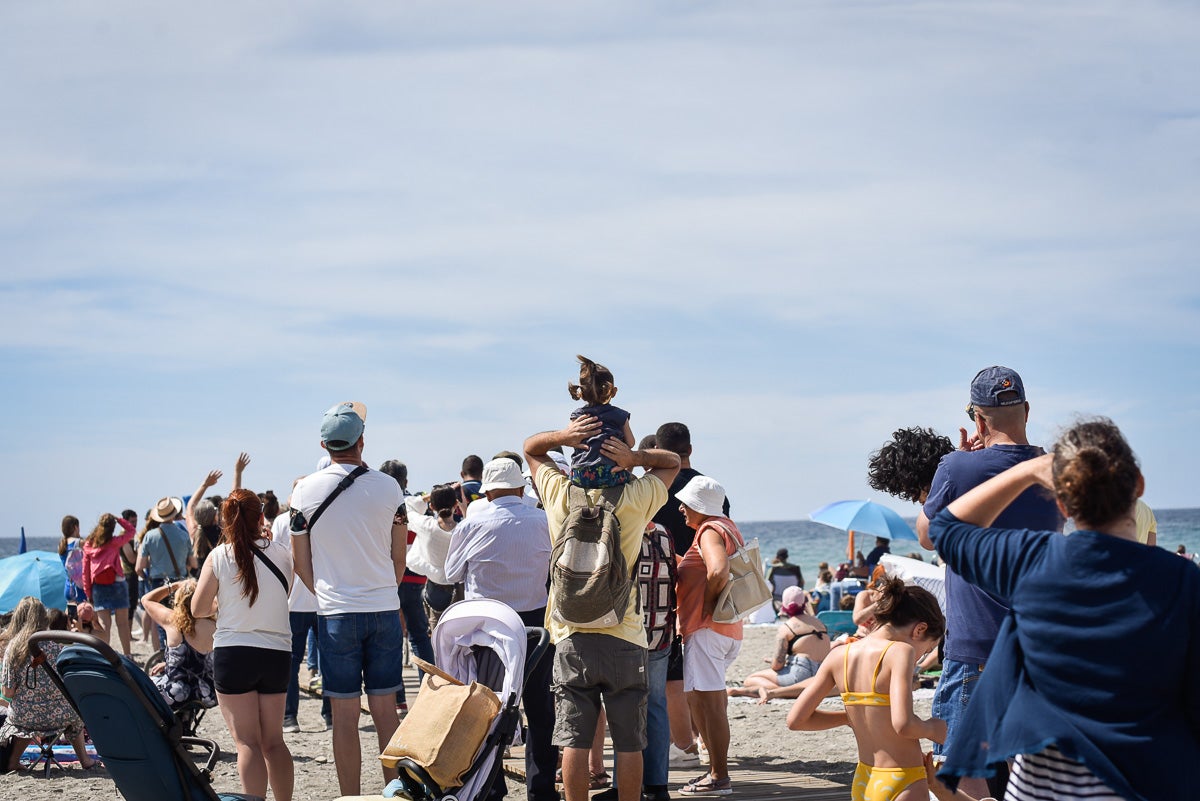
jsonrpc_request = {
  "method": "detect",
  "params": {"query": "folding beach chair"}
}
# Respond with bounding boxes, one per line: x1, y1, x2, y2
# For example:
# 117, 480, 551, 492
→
24, 728, 67, 776
816, 610, 858, 637
28, 631, 256, 801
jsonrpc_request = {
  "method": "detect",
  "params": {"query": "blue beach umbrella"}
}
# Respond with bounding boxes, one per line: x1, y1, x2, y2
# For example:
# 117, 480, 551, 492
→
0, 550, 68, 613
810, 500, 916, 561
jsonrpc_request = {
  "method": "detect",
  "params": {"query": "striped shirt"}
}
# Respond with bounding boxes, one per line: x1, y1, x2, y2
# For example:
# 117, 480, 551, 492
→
1007, 745, 1121, 801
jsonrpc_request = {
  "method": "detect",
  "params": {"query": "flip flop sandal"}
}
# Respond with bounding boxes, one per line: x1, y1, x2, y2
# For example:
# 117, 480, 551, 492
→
590, 771, 611, 789
680, 776, 732, 795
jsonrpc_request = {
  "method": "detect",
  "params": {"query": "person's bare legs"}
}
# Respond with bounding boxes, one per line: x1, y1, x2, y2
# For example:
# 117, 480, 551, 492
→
94, 610, 112, 645
589, 709, 607, 779
113, 608, 132, 657
726, 672, 780, 698
330, 696, 365, 796
562, 745, 592, 801
257, 692, 293, 801
367, 692, 401, 784
217, 691, 269, 796
686, 690, 731, 780
614, 749, 643, 801
69, 729, 97, 769
666, 679, 696, 750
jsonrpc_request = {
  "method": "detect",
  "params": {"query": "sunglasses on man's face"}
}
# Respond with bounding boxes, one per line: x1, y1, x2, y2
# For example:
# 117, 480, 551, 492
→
966, 403, 977, 422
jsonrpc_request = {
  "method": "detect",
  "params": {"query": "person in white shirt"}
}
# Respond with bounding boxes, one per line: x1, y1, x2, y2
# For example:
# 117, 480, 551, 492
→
289, 401, 407, 797
192, 489, 293, 801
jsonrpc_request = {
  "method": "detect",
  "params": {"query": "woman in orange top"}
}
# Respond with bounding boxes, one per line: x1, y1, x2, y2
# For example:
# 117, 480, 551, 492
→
674, 475, 742, 796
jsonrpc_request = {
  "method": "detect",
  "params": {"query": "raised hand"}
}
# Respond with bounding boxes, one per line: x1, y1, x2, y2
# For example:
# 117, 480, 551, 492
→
958, 427, 983, 452
203, 469, 223, 488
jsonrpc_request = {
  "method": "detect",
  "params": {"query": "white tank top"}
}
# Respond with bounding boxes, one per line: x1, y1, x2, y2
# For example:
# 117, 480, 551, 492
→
210, 539, 292, 651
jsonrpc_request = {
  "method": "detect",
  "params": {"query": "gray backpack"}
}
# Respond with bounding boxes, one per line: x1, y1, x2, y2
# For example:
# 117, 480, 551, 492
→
550, 485, 633, 629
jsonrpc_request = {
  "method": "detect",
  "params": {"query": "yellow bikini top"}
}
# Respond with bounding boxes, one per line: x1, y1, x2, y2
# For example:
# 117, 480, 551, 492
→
840, 640, 894, 707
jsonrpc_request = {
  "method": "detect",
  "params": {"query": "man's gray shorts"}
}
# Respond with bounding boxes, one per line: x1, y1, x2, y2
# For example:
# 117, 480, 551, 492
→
552, 632, 647, 751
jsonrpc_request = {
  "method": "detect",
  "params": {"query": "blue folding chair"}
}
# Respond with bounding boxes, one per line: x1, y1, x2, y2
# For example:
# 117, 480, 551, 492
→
816, 610, 858, 637
29, 631, 255, 801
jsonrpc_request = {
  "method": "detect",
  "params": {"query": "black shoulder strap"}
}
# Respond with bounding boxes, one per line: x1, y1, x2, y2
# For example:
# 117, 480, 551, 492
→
306, 465, 369, 535
252, 546, 289, 594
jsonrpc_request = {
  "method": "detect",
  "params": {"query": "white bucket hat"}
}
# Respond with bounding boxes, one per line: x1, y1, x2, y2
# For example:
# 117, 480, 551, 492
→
480, 458, 526, 492
676, 475, 726, 517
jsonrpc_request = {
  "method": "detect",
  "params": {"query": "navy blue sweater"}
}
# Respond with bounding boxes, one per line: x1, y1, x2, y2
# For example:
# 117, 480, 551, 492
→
930, 508, 1200, 801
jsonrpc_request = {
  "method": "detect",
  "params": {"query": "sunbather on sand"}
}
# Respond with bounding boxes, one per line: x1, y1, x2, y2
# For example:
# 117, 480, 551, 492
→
728, 587, 829, 704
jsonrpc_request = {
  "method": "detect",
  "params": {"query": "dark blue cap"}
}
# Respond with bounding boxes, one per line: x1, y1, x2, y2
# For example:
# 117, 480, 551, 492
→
969, 366, 1026, 407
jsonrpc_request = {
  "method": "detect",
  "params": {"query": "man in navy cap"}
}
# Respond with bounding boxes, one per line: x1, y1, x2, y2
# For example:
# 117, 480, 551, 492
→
917, 367, 1064, 798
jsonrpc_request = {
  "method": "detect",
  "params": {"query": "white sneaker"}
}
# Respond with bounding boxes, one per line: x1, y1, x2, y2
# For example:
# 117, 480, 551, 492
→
282, 716, 300, 733
669, 743, 701, 767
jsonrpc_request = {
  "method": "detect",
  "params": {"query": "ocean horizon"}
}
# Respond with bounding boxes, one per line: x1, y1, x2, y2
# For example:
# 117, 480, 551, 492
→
7, 509, 1200, 577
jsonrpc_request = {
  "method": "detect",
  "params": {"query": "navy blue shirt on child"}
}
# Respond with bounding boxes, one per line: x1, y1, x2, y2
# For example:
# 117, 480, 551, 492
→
568, 403, 631, 488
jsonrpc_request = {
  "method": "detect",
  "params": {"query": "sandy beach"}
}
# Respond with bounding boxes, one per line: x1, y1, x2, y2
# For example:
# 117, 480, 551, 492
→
4, 625, 935, 801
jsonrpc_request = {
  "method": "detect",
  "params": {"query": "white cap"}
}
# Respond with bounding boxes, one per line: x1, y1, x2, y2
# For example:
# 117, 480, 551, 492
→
480, 458, 526, 492
676, 475, 726, 517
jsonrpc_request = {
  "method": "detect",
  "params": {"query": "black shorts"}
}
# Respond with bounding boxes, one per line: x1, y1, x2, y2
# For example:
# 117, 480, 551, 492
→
213, 645, 290, 695
666, 635, 684, 682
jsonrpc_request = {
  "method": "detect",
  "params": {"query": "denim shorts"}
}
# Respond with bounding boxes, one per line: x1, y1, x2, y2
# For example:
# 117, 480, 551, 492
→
931, 657, 985, 757
775, 654, 820, 687
91, 579, 129, 612
317, 610, 405, 698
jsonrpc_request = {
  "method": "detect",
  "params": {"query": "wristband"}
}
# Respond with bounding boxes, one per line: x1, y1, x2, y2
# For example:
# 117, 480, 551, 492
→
0, 691, 12, 703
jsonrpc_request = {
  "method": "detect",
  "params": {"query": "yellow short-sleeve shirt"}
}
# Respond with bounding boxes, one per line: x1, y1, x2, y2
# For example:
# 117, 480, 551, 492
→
535, 463, 669, 646
1135, 499, 1157, 545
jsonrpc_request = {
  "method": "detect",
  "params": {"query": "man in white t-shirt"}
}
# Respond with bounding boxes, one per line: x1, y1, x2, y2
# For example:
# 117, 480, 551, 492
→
290, 401, 407, 797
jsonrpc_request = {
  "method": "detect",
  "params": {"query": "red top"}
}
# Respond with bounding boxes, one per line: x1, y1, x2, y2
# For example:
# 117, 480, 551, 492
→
83, 517, 137, 600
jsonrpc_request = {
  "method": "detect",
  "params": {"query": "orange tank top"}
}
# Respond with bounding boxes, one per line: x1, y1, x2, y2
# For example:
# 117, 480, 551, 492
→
676, 518, 745, 640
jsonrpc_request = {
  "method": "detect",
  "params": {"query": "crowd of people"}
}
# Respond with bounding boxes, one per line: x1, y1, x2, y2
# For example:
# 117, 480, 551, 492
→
2, 359, 1199, 801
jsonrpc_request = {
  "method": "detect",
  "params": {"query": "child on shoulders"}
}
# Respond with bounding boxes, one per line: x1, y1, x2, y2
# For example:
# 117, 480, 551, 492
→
567, 355, 635, 489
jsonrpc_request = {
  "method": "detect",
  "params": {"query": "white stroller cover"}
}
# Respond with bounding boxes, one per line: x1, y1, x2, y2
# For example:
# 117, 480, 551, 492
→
431, 599, 529, 801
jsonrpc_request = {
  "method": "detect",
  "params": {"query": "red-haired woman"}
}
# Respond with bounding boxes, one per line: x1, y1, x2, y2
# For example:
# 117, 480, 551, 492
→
192, 488, 293, 801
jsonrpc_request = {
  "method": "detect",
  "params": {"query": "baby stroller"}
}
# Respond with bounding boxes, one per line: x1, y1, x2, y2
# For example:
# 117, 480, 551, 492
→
384, 598, 549, 801
28, 630, 256, 801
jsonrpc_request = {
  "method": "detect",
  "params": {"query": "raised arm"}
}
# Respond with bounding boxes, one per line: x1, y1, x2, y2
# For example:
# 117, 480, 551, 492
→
186, 469, 223, 535
601, 437, 680, 488
945, 454, 1053, 528
524, 416, 603, 477
141, 580, 182, 629
232, 453, 251, 491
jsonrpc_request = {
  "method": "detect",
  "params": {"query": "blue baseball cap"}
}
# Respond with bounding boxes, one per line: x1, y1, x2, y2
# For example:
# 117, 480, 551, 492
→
969, 366, 1026, 407
321, 401, 366, 450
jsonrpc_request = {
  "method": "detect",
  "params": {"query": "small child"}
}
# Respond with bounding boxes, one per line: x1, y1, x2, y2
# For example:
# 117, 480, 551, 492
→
567, 354, 635, 488
787, 577, 947, 801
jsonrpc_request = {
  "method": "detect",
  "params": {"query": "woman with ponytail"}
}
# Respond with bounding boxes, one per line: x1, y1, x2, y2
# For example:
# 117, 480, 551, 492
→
407, 483, 463, 629
192, 488, 293, 801
927, 417, 1200, 800
787, 577, 946, 801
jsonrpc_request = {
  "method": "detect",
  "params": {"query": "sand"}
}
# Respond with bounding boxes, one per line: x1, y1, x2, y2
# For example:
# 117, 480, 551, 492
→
4, 626, 935, 800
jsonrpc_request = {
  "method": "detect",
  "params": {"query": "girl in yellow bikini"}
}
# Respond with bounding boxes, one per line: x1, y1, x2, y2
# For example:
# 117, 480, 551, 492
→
786, 577, 947, 801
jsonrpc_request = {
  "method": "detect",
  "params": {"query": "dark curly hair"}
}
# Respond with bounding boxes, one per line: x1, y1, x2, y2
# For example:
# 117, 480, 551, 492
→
867, 426, 955, 503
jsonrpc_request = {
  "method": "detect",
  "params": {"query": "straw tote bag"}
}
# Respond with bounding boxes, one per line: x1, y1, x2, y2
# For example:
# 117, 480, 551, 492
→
379, 657, 501, 789
707, 521, 773, 624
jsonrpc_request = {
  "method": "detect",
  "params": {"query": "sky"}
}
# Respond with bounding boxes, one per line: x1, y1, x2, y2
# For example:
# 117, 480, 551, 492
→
2, 1, 1199, 540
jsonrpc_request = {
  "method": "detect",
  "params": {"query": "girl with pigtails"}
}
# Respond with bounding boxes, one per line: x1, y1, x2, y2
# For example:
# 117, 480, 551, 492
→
192, 488, 294, 801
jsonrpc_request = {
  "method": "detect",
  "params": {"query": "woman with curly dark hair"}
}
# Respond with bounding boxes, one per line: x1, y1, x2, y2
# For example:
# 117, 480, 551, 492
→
192, 488, 293, 801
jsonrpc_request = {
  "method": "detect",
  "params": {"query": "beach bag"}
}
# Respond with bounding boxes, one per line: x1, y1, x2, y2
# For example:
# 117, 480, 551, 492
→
709, 523, 772, 624
550, 484, 633, 630
379, 658, 501, 789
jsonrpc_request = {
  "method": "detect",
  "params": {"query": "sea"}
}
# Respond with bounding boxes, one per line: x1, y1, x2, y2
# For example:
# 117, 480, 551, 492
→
6, 509, 1200, 575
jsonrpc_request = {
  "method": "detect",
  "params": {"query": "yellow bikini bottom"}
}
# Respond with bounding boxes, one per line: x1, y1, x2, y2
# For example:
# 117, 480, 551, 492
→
850, 762, 926, 801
